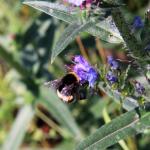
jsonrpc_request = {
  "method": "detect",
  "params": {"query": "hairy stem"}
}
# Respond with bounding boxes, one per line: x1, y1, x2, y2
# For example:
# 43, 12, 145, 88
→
111, 8, 143, 58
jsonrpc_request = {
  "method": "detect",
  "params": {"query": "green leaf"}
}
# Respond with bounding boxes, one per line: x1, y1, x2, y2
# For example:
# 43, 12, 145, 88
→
23, 1, 123, 44
103, 0, 124, 6
87, 22, 123, 44
23, 1, 79, 24
38, 86, 82, 139
2, 105, 34, 150
76, 108, 150, 150
96, 16, 123, 43
51, 21, 94, 63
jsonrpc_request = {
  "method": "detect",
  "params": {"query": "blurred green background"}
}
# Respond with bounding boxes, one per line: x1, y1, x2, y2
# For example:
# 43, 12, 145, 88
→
0, 0, 150, 149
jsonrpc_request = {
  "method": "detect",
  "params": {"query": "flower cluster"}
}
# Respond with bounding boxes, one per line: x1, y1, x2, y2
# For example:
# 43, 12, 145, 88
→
135, 81, 145, 95
107, 56, 119, 70
65, 0, 93, 8
66, 0, 85, 6
132, 16, 144, 30
105, 55, 147, 97
106, 71, 117, 84
68, 55, 99, 88
106, 56, 119, 85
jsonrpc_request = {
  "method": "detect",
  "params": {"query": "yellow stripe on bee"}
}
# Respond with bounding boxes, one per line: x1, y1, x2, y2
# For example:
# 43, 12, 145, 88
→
57, 90, 73, 103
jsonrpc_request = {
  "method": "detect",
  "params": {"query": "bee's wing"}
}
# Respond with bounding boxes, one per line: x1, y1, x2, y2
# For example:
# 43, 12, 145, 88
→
44, 79, 62, 90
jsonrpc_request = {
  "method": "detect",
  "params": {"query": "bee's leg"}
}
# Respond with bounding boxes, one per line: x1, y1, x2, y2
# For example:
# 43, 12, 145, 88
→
78, 89, 87, 100
76, 93, 80, 101
89, 87, 95, 96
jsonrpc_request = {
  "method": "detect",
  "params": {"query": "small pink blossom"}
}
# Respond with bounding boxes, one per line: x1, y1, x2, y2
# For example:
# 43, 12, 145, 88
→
65, 0, 94, 7
66, 0, 85, 6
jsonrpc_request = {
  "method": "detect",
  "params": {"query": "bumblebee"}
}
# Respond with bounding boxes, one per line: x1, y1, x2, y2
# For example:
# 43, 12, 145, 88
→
45, 72, 87, 103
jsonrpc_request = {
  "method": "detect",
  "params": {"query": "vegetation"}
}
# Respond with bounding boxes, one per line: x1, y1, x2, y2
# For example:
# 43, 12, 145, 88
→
0, 0, 150, 149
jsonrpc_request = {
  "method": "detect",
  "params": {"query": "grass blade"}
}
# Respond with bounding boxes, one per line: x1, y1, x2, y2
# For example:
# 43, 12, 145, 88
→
2, 105, 34, 150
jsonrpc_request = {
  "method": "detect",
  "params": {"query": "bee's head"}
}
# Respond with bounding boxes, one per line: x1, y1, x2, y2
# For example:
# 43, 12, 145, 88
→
62, 72, 79, 83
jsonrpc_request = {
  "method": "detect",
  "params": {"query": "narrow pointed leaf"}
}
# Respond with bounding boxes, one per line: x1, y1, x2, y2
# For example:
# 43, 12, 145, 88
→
38, 86, 82, 139
2, 105, 34, 150
76, 108, 150, 150
103, 0, 125, 6
23, 1, 79, 23
51, 21, 94, 63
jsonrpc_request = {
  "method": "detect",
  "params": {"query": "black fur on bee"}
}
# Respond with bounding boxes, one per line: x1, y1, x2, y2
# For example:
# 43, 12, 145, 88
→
45, 72, 87, 103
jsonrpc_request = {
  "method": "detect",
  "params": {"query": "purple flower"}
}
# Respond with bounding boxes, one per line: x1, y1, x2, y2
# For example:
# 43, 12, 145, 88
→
66, 0, 85, 6
72, 55, 90, 67
107, 56, 119, 70
65, 0, 93, 7
87, 68, 99, 87
135, 82, 145, 95
132, 16, 144, 29
106, 71, 117, 84
71, 55, 99, 87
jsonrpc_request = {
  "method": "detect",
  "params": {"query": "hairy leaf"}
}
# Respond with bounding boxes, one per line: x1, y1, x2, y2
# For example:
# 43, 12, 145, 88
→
23, 1, 123, 44
51, 21, 94, 63
76, 108, 150, 150
23, 1, 79, 23
103, 0, 124, 6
